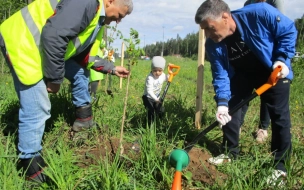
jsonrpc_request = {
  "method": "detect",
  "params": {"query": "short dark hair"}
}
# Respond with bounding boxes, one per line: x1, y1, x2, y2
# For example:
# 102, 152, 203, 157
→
195, 0, 230, 24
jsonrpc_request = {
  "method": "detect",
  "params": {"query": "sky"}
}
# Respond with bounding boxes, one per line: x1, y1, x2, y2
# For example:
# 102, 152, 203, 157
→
110, 0, 303, 54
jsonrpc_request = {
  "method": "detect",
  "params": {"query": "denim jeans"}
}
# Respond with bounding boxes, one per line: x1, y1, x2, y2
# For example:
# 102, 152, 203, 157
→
10, 67, 51, 159
2, 45, 91, 158
0, 46, 49, 159
64, 59, 91, 107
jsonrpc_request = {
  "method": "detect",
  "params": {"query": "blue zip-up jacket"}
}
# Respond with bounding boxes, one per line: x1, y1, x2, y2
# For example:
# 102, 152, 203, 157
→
206, 3, 297, 107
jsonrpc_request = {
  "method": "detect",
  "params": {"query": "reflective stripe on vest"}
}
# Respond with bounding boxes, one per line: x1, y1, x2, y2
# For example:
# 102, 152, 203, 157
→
0, 0, 102, 85
87, 26, 105, 69
21, 0, 58, 48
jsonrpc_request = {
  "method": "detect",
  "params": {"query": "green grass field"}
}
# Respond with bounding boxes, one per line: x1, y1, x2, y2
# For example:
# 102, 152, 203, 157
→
0, 56, 303, 189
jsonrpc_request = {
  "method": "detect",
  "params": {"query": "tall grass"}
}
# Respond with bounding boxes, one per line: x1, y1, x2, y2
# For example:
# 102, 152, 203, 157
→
0, 56, 303, 189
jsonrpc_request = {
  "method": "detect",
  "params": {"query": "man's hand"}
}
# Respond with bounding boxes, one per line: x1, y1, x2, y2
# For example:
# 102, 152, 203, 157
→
113, 66, 129, 78
216, 106, 231, 128
46, 82, 60, 93
273, 61, 289, 79
155, 99, 162, 105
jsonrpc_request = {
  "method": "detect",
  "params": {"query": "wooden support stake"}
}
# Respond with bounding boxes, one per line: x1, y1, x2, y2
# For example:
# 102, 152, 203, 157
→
119, 42, 125, 89
104, 74, 108, 93
195, 28, 205, 129
119, 64, 131, 155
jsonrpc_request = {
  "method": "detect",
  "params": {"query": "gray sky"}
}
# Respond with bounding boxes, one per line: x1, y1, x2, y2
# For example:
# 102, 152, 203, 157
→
110, 0, 303, 53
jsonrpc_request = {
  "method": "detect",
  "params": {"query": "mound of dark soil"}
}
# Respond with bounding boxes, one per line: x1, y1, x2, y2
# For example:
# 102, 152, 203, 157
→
75, 135, 226, 186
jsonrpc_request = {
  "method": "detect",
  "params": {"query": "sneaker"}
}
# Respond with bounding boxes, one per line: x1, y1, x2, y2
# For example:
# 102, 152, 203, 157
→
255, 129, 268, 143
208, 154, 231, 165
266, 170, 287, 187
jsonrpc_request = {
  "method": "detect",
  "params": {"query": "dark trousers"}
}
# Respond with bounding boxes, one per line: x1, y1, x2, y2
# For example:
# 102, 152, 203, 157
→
240, 97, 271, 130
142, 95, 163, 125
89, 80, 99, 97
223, 73, 291, 172
259, 98, 271, 130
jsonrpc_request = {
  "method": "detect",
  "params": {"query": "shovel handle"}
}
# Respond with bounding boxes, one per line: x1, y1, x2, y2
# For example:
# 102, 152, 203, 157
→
183, 65, 282, 152
255, 65, 281, 95
171, 171, 182, 190
108, 49, 114, 57
168, 64, 180, 82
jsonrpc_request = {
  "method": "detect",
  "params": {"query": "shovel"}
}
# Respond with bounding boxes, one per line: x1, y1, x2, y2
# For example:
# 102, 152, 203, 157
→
156, 64, 180, 115
169, 65, 282, 190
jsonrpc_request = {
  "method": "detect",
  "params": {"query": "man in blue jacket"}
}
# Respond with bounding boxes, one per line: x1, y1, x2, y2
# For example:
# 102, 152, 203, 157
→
195, 0, 296, 186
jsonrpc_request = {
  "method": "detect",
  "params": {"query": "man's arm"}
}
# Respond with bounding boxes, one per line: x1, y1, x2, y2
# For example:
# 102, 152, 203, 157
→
205, 39, 231, 107
90, 56, 115, 74
267, 8, 297, 63
41, 0, 99, 84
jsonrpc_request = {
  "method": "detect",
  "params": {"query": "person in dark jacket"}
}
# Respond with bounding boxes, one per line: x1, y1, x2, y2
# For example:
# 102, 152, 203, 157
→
242, 0, 285, 143
0, 0, 133, 183
195, 0, 296, 187
244, 0, 284, 13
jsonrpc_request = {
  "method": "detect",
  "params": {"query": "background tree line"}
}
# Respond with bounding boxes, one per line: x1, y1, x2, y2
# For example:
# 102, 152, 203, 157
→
145, 14, 304, 59
0, 0, 304, 60
0, 0, 28, 22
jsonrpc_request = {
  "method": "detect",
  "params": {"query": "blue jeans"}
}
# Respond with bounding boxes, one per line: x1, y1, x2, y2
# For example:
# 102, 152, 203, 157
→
10, 68, 51, 159
2, 45, 91, 159
64, 59, 91, 107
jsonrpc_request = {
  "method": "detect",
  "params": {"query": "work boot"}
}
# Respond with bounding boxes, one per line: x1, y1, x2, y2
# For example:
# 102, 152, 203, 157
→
72, 104, 96, 132
17, 155, 47, 183
71, 104, 99, 143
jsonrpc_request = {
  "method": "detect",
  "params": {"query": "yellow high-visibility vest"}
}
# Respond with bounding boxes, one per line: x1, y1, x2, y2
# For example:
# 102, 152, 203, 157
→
89, 27, 106, 82
89, 46, 106, 82
87, 26, 105, 69
0, 0, 102, 85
